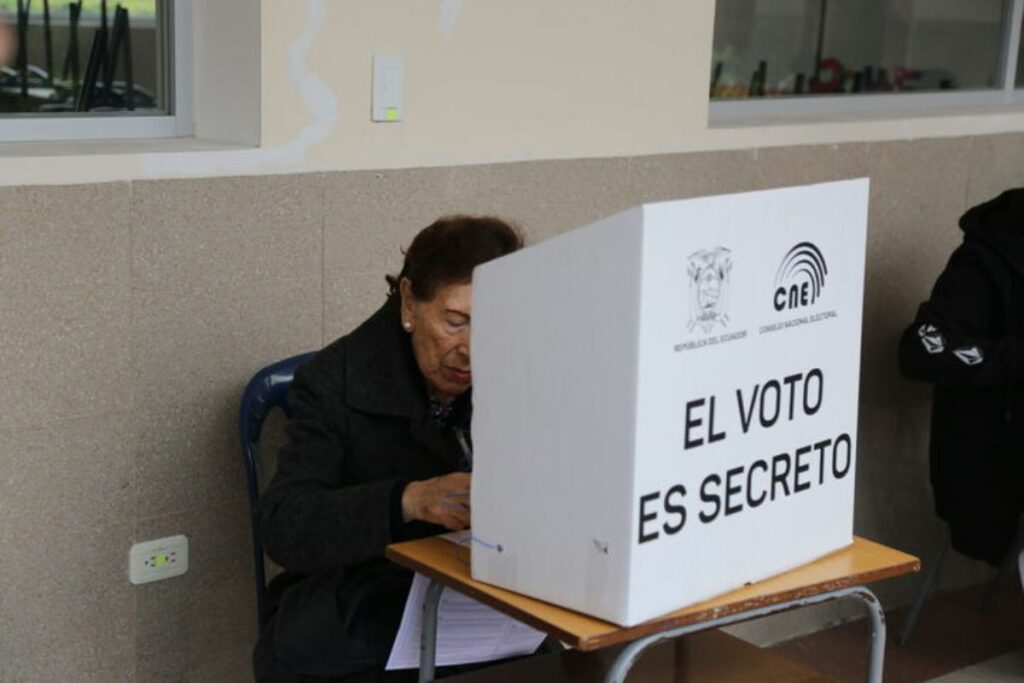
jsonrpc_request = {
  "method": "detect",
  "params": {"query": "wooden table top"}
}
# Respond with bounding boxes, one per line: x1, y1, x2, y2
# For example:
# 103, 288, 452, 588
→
386, 536, 919, 652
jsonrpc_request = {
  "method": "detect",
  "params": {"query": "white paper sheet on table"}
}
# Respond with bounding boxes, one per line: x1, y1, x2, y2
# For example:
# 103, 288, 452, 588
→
385, 571, 547, 670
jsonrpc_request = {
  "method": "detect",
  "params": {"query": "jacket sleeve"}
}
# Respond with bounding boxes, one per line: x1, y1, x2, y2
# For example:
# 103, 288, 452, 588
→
257, 362, 408, 574
898, 245, 1024, 386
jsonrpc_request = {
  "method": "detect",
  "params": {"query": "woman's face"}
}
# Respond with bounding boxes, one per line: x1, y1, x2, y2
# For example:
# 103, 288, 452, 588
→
400, 278, 473, 404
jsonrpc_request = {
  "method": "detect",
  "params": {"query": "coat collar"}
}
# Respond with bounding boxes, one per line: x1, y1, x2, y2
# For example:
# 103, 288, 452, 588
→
343, 297, 472, 425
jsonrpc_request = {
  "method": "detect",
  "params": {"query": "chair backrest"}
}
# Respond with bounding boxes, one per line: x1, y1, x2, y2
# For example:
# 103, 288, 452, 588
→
239, 351, 316, 624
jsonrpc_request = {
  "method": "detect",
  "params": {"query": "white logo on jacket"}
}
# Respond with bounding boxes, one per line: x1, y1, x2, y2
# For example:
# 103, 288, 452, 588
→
953, 346, 984, 366
917, 324, 946, 354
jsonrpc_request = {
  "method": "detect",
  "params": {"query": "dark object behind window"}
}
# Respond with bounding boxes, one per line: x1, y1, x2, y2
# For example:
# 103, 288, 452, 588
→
0, 0, 166, 115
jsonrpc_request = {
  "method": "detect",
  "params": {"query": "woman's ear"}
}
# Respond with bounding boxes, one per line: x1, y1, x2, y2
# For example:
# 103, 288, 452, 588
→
399, 277, 415, 332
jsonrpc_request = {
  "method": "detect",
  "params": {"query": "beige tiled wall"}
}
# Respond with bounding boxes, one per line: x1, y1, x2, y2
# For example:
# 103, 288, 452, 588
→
2, 134, 1022, 680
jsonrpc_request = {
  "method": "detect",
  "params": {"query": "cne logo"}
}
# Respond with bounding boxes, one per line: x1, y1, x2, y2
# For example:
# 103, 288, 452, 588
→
773, 242, 828, 312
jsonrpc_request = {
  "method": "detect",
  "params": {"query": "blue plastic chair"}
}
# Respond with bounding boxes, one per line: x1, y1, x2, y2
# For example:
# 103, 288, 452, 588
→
239, 351, 316, 624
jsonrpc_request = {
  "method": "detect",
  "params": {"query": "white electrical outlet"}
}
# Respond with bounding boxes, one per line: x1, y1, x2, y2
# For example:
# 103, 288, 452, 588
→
129, 535, 189, 585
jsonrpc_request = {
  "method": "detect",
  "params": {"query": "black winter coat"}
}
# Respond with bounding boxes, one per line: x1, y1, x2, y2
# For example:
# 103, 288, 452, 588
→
898, 189, 1024, 565
255, 296, 470, 680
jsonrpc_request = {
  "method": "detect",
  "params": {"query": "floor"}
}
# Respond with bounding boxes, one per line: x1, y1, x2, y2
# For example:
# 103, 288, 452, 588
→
927, 649, 1024, 682
770, 582, 1024, 682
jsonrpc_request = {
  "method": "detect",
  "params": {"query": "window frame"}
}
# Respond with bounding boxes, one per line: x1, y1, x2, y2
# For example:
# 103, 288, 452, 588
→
710, 0, 1024, 124
0, 0, 193, 142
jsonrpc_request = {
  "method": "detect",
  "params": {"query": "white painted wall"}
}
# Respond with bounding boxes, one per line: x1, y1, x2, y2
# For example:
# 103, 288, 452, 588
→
0, 0, 1020, 186
192, 1, 260, 145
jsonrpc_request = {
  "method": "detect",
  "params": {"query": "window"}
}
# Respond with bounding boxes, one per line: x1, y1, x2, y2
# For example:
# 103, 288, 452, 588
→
1017, 4, 1024, 86
0, 0, 191, 141
711, 0, 1024, 120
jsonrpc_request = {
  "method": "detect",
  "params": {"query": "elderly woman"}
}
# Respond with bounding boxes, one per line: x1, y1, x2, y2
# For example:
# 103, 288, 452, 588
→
254, 216, 524, 683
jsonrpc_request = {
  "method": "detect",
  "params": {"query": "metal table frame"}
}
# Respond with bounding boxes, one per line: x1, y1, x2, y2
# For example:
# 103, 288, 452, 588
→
417, 580, 885, 683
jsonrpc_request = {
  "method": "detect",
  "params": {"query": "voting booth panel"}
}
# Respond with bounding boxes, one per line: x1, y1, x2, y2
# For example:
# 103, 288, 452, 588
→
471, 179, 870, 626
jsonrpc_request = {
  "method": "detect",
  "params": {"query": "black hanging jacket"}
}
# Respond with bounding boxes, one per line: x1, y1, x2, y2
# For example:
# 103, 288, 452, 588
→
898, 189, 1024, 564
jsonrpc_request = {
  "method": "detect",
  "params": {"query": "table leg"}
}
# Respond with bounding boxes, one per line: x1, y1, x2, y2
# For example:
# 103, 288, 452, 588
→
897, 533, 948, 645
844, 586, 886, 683
603, 586, 885, 683
419, 579, 445, 683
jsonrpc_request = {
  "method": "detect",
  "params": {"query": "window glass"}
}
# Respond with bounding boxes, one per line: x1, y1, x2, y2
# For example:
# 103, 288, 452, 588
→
1017, 7, 1024, 87
712, 0, 1008, 99
0, 0, 167, 115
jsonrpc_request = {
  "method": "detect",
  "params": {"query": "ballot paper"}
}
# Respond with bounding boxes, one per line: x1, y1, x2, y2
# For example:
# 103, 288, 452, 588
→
385, 572, 546, 670
439, 529, 473, 547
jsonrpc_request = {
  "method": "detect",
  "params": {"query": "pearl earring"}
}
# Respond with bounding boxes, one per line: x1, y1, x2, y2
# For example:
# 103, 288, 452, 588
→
403, 321, 412, 331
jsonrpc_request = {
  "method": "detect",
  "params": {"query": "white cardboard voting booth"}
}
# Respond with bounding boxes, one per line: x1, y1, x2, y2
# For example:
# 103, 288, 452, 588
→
469, 179, 870, 626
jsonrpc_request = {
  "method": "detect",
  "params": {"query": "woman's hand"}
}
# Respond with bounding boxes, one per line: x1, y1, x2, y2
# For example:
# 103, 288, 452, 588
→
401, 472, 471, 530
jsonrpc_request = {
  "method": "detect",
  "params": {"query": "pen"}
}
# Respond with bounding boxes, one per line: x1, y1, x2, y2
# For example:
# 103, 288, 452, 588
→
454, 428, 473, 471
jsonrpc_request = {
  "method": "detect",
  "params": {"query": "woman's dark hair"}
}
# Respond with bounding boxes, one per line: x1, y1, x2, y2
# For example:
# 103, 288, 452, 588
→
386, 214, 524, 300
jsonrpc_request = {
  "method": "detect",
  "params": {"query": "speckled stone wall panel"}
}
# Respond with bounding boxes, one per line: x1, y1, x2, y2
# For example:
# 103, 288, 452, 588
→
965, 132, 1024, 207
863, 138, 972, 343
860, 138, 972, 439
626, 149, 761, 204
323, 267, 396, 342
445, 157, 634, 243
323, 160, 634, 339
625, 144, 870, 210
180, 649, 255, 683
750, 143, 870, 191
322, 167, 456, 339
133, 500, 255, 682
0, 416, 134, 682
0, 182, 130, 431
858, 137, 991, 592
130, 174, 324, 520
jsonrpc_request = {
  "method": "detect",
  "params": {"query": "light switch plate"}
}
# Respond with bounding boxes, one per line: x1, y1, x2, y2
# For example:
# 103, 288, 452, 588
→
129, 535, 188, 585
372, 54, 404, 122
